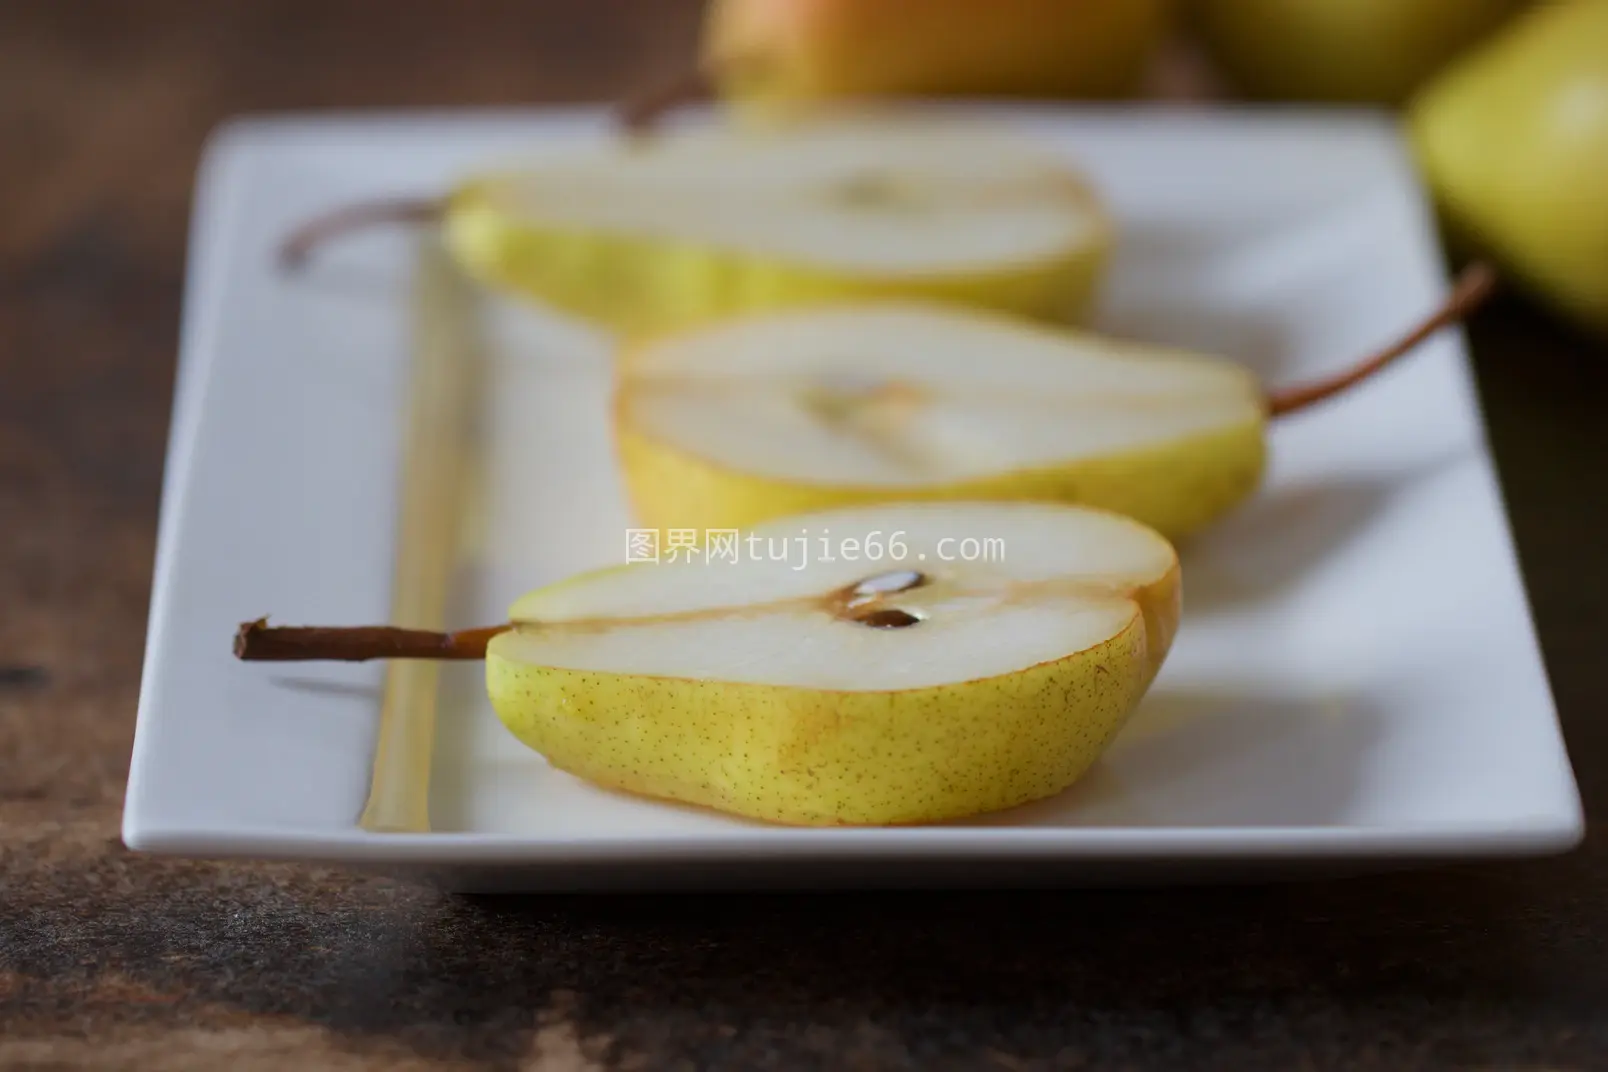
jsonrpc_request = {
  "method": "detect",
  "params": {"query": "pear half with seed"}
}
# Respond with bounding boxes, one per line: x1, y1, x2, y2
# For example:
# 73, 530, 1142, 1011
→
618, 301, 1268, 540
486, 502, 1179, 825
447, 117, 1110, 331
284, 115, 1111, 332
617, 266, 1494, 540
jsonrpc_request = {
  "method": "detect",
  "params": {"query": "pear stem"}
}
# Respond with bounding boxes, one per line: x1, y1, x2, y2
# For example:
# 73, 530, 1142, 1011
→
277, 197, 444, 269
615, 65, 715, 135
233, 619, 507, 662
232, 572, 932, 663
1265, 261, 1498, 418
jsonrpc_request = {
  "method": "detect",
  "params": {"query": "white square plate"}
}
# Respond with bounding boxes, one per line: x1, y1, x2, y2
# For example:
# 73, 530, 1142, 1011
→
124, 106, 1584, 890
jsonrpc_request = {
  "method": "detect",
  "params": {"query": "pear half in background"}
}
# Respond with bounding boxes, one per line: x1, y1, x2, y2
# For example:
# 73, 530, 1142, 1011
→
280, 115, 1112, 333
235, 502, 1181, 826
617, 265, 1494, 540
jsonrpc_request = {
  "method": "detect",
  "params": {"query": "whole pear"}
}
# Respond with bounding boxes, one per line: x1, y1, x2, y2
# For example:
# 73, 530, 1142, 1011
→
1410, 0, 1608, 337
1192, 0, 1526, 103
702, 0, 1172, 113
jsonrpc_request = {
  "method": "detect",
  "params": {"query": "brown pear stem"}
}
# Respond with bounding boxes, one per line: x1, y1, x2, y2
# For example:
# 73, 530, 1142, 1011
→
233, 618, 508, 662
1266, 261, 1498, 418
615, 64, 715, 136
277, 197, 444, 269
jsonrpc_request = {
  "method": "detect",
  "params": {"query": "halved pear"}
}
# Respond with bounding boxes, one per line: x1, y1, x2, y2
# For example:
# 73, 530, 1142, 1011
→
616, 301, 1270, 540
486, 502, 1179, 825
438, 115, 1110, 332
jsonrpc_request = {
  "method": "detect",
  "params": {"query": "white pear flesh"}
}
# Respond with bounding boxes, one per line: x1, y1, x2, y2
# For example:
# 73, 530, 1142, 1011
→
486, 502, 1180, 826
617, 302, 1268, 538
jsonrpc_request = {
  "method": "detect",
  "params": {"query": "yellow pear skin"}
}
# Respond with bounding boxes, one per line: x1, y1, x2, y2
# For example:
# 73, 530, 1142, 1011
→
616, 420, 1265, 543
487, 627, 1156, 826
1192, 0, 1526, 104
1410, 0, 1608, 337
703, 0, 1173, 113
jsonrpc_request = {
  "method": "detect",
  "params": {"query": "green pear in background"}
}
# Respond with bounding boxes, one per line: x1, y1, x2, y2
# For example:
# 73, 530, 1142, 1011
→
1410, 1, 1608, 338
1191, 0, 1526, 104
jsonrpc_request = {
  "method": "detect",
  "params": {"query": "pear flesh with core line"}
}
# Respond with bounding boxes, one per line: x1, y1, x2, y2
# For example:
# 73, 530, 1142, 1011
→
616, 302, 1269, 540
486, 502, 1180, 826
440, 116, 1111, 332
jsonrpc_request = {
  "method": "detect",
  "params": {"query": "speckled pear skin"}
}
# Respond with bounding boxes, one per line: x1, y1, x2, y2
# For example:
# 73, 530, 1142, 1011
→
441, 183, 1110, 335
483, 566, 1179, 827
616, 418, 1267, 543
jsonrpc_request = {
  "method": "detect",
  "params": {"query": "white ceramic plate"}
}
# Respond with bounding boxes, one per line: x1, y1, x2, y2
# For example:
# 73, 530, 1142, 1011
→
123, 106, 1583, 890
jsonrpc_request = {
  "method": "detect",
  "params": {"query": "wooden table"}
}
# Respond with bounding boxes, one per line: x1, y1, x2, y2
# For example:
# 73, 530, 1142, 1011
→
3, 3, 1606, 1068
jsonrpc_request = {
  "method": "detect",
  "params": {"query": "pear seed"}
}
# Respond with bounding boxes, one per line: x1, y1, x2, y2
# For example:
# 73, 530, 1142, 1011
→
853, 607, 924, 629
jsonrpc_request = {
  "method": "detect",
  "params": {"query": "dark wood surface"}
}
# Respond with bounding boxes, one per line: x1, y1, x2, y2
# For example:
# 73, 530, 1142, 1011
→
3, 3, 1606, 1068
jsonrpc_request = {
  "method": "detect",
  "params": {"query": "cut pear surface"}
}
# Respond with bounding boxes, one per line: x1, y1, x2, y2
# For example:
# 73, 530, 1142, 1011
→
487, 502, 1180, 826
443, 115, 1110, 331
617, 302, 1268, 539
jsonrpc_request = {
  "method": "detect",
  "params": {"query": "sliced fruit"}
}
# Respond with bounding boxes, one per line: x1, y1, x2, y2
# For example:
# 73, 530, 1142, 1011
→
616, 265, 1495, 540
617, 301, 1267, 539
285, 115, 1112, 333
484, 502, 1180, 825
